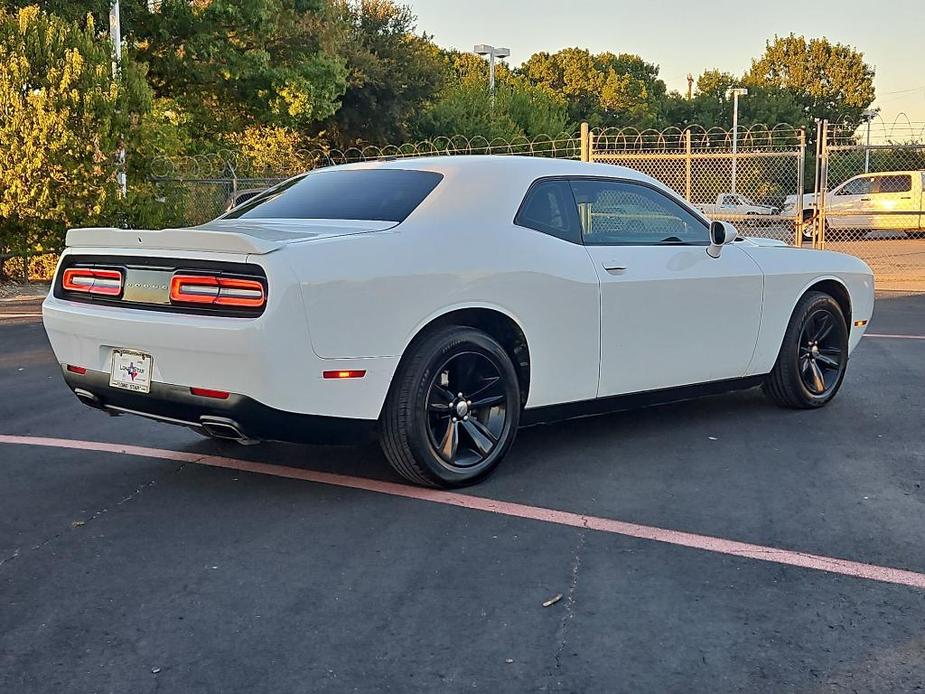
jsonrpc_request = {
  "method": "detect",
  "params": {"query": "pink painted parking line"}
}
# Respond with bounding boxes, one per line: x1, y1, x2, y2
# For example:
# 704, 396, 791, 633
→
1, 433, 924, 590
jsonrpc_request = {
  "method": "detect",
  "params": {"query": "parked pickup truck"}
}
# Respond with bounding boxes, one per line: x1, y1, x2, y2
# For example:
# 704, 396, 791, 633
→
697, 193, 779, 219
784, 170, 925, 240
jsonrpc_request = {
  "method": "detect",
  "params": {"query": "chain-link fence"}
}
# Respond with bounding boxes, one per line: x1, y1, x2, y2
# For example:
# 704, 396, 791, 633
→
819, 121, 925, 287
589, 124, 807, 245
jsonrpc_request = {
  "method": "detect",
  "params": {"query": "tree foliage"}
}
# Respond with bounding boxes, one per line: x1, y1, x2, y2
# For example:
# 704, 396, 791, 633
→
0, 5, 151, 274
322, 0, 448, 145
519, 48, 667, 128
745, 35, 875, 128
412, 53, 567, 141
128, 0, 348, 136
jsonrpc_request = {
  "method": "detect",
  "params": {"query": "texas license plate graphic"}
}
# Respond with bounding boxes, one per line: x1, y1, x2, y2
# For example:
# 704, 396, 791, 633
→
109, 349, 153, 394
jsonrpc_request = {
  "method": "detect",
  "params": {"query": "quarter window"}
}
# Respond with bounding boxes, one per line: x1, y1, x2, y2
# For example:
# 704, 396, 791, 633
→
568, 179, 708, 246
515, 180, 581, 243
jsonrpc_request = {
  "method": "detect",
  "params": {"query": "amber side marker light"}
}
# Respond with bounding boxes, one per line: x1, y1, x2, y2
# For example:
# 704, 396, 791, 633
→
323, 370, 367, 380
62, 268, 122, 296
170, 275, 266, 308
190, 387, 231, 400
854, 320, 869, 327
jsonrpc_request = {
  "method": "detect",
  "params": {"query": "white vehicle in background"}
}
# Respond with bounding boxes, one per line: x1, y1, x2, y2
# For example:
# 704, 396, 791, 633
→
43, 156, 874, 488
784, 170, 925, 240
697, 193, 780, 221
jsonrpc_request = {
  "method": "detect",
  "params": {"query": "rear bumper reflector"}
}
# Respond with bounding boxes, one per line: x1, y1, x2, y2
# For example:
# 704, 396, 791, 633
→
322, 370, 367, 380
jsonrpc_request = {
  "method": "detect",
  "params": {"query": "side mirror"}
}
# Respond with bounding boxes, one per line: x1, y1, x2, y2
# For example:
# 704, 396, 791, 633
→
707, 221, 738, 258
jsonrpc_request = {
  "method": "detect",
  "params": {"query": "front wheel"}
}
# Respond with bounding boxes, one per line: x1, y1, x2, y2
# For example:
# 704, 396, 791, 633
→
380, 327, 521, 487
763, 291, 849, 409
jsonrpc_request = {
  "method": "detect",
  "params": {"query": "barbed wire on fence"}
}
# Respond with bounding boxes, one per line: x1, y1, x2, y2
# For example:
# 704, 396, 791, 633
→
592, 124, 805, 153
151, 132, 582, 180
828, 116, 925, 146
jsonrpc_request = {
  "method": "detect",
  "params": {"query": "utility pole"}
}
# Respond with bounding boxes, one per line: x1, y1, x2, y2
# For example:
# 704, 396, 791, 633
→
109, 1, 126, 196
687, 73, 694, 101
726, 87, 748, 194
474, 44, 510, 110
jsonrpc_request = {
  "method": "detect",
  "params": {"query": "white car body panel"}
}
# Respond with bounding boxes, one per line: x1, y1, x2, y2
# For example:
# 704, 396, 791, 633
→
586, 244, 764, 395
43, 156, 874, 434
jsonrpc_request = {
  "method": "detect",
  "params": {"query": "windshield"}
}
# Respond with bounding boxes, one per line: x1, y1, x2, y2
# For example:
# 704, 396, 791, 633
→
222, 169, 443, 223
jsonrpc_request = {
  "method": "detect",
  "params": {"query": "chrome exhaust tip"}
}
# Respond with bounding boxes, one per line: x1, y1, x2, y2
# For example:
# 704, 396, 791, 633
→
199, 416, 259, 445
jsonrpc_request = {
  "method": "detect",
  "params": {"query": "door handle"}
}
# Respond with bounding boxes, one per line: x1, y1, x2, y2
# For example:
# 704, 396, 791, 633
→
860, 198, 871, 202
602, 262, 627, 273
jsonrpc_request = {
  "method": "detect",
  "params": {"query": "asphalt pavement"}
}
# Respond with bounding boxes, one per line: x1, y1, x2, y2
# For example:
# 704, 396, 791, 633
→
1, 293, 923, 693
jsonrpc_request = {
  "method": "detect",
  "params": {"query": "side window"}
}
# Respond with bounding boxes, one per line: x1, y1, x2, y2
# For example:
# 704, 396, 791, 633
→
837, 176, 874, 196
569, 179, 708, 246
722, 195, 737, 205
515, 180, 581, 243
875, 175, 911, 194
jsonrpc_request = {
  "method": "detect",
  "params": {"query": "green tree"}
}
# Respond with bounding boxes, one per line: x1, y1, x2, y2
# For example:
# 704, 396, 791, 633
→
519, 48, 667, 127
323, 0, 449, 145
128, 0, 348, 140
413, 52, 568, 141
0, 5, 152, 277
745, 34, 875, 128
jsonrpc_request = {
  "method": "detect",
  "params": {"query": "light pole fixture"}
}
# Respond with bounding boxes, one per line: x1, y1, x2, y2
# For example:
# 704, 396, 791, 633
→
861, 108, 879, 173
726, 87, 748, 194
474, 44, 510, 107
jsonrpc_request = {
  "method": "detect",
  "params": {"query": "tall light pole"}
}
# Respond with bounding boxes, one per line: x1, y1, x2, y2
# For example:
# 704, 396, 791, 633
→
726, 87, 748, 194
474, 44, 510, 109
862, 108, 879, 173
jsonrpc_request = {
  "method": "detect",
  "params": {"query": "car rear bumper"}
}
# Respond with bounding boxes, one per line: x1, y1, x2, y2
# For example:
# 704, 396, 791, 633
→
42, 284, 399, 420
63, 367, 377, 445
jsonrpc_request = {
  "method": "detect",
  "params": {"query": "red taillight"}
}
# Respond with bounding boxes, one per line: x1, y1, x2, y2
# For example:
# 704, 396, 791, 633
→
190, 387, 231, 400
322, 370, 367, 380
170, 275, 265, 308
62, 268, 122, 296
66, 365, 87, 375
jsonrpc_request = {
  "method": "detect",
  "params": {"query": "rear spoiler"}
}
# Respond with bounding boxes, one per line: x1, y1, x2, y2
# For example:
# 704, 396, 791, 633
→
65, 227, 283, 255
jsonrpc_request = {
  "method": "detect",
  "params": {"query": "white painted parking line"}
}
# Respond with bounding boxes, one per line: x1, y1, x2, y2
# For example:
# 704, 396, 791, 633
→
1, 434, 924, 590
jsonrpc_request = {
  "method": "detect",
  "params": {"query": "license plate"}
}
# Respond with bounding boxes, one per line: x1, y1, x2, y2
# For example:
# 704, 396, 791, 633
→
109, 349, 153, 393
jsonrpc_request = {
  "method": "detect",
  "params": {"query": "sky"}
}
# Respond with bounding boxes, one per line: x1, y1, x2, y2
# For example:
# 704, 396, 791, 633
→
406, 0, 925, 134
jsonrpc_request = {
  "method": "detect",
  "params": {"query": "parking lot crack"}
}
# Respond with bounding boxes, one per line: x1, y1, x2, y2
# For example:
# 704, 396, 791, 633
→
552, 524, 588, 674
0, 462, 187, 572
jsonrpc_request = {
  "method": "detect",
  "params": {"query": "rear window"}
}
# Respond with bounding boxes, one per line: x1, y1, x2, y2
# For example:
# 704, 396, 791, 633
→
222, 169, 443, 223
875, 175, 911, 194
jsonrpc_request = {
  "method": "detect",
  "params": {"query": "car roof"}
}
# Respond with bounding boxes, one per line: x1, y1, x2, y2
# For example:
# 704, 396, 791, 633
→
332, 154, 654, 182
314, 155, 672, 227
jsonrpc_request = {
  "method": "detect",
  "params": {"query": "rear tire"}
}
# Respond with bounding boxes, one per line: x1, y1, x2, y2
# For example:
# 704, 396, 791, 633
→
762, 291, 849, 409
380, 326, 521, 488
801, 210, 815, 242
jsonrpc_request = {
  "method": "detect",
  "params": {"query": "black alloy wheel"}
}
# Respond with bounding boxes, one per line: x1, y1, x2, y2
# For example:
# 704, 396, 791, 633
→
425, 351, 508, 470
798, 308, 846, 396
763, 291, 849, 409
380, 326, 521, 487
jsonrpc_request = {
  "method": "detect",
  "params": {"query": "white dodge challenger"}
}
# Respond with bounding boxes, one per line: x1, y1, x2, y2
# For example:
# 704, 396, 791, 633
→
43, 156, 874, 487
